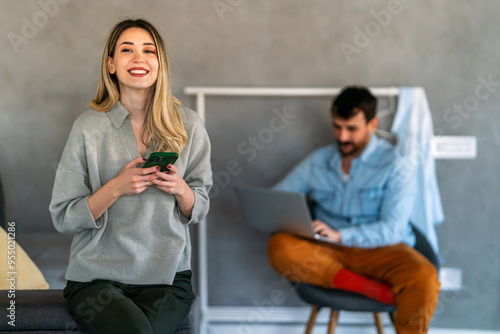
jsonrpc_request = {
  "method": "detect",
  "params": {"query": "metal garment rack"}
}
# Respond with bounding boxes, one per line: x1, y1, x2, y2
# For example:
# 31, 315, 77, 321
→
183, 86, 406, 333
185, 86, 401, 123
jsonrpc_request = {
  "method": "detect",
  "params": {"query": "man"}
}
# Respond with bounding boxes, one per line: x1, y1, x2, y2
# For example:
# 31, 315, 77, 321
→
267, 86, 440, 334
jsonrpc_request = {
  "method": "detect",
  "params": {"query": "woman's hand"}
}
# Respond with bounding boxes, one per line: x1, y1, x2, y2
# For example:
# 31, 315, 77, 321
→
111, 156, 160, 196
150, 164, 195, 219
312, 219, 342, 242
149, 164, 188, 195
88, 156, 158, 220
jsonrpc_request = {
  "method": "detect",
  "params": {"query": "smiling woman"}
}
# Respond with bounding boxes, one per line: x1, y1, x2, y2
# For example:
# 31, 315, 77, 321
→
49, 19, 212, 334
91, 19, 187, 155
109, 28, 159, 91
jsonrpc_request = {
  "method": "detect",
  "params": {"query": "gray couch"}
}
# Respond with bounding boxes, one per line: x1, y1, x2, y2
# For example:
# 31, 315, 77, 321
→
0, 288, 197, 333
0, 173, 198, 333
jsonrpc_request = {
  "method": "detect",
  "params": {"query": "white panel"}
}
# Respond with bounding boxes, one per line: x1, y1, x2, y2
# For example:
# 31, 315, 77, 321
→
439, 267, 464, 291
432, 136, 477, 159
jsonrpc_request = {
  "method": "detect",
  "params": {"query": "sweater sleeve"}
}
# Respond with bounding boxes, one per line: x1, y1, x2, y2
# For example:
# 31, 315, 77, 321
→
49, 120, 102, 235
178, 113, 213, 225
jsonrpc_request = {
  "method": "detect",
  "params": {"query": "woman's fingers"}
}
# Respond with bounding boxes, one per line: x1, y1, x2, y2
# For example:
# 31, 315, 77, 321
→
144, 165, 182, 194
152, 170, 177, 181
167, 164, 178, 174
135, 174, 159, 183
149, 177, 173, 187
149, 173, 178, 192
125, 156, 147, 169
140, 165, 161, 175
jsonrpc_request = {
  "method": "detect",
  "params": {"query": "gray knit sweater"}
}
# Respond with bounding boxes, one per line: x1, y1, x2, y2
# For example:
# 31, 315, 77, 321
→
49, 101, 212, 285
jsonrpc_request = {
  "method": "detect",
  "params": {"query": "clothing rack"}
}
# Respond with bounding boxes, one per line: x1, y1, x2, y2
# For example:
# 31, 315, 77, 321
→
182, 86, 400, 334
183, 86, 400, 123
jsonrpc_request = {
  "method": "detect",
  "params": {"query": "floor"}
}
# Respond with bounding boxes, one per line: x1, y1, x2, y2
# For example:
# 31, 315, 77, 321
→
207, 324, 500, 334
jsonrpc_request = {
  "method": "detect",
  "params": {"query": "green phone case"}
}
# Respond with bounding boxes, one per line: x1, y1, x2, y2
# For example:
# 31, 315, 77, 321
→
142, 152, 179, 172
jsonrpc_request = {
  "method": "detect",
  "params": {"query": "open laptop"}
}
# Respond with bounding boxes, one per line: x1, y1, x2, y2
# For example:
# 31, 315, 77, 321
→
234, 185, 339, 245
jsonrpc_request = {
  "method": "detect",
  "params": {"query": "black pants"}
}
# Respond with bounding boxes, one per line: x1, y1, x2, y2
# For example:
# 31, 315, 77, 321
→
63, 270, 195, 334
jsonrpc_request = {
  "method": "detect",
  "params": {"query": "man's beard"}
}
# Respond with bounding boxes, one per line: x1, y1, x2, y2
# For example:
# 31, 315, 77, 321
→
337, 141, 361, 157
336, 138, 369, 158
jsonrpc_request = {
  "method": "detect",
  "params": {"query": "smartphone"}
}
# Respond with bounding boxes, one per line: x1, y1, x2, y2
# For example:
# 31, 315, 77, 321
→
142, 152, 179, 172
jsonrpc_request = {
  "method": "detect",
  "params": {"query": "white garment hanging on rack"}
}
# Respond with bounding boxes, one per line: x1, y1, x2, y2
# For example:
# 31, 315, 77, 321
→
391, 87, 444, 254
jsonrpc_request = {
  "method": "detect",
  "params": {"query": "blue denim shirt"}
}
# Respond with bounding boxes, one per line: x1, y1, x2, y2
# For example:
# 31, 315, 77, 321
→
273, 134, 417, 248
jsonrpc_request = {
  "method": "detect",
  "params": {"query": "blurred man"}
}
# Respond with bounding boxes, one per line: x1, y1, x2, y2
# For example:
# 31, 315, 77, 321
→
268, 86, 440, 334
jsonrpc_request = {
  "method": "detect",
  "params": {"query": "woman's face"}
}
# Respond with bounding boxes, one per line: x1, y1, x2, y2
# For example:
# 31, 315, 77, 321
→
108, 27, 159, 93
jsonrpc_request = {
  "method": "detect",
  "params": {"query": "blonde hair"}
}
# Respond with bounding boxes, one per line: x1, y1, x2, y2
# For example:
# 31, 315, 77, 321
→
90, 19, 187, 154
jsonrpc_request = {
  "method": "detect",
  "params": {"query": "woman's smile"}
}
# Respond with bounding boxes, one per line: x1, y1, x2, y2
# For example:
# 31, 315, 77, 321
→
128, 67, 150, 77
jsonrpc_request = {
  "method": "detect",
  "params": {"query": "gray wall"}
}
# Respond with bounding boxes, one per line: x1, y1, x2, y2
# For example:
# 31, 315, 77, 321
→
1, 0, 499, 330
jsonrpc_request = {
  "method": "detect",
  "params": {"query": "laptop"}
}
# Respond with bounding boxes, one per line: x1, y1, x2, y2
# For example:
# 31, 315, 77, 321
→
234, 185, 339, 245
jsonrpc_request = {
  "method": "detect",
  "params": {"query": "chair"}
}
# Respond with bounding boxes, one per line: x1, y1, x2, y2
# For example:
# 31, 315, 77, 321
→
294, 223, 439, 334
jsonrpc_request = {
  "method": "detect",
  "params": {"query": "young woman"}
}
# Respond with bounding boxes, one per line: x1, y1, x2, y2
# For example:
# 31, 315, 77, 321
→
50, 19, 212, 334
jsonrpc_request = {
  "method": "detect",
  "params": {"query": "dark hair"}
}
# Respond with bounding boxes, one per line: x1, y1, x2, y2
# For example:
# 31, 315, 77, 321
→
331, 86, 377, 122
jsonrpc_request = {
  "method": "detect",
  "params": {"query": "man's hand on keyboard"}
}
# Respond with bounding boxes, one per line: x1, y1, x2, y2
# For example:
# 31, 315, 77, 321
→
312, 220, 342, 242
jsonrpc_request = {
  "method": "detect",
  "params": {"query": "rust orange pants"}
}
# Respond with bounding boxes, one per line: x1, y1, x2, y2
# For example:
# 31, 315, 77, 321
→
267, 233, 440, 334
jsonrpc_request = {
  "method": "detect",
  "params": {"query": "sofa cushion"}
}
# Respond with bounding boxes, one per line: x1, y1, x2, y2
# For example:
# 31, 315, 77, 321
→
0, 289, 197, 333
0, 227, 49, 290
0, 289, 79, 332
0, 174, 5, 230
